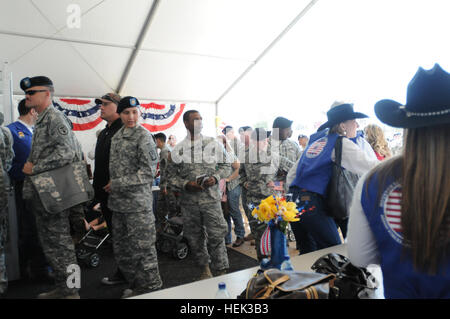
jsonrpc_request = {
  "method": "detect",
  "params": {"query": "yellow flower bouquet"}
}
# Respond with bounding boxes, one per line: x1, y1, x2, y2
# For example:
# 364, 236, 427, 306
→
250, 195, 302, 271
251, 195, 300, 235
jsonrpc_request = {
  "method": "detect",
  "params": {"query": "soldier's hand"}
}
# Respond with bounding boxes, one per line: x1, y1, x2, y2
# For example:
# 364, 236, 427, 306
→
103, 181, 112, 193
185, 181, 204, 192
203, 176, 217, 187
161, 187, 168, 195
22, 162, 34, 175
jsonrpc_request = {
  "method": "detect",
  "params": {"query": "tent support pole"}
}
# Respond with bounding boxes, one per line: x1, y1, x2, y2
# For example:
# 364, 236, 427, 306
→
215, 0, 319, 105
116, 0, 161, 94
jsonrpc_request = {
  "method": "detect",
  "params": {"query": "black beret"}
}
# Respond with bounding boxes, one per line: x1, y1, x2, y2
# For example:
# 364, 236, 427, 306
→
238, 126, 252, 133
222, 125, 233, 135
20, 76, 53, 91
272, 116, 293, 129
251, 128, 271, 141
117, 96, 140, 113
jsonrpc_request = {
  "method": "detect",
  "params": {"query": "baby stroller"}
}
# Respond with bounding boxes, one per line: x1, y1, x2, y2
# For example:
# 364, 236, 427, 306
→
76, 227, 109, 268
75, 203, 110, 268
156, 216, 189, 260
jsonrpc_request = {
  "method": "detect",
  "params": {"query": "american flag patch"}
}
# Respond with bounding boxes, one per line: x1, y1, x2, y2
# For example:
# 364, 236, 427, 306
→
384, 188, 402, 233
273, 181, 284, 191
305, 137, 327, 158
260, 225, 271, 256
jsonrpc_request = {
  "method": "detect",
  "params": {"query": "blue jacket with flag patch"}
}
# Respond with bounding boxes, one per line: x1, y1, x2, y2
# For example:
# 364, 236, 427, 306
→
361, 171, 450, 298
7, 121, 32, 181
290, 130, 339, 196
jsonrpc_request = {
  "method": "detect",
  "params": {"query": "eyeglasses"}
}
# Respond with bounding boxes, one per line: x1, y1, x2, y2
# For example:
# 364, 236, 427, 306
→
25, 89, 48, 96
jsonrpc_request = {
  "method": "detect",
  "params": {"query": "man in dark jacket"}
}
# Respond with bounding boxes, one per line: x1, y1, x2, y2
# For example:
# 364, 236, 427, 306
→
92, 93, 125, 285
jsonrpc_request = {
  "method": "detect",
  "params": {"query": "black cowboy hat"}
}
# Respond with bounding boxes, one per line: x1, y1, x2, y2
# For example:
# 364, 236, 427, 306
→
375, 63, 450, 128
317, 102, 368, 132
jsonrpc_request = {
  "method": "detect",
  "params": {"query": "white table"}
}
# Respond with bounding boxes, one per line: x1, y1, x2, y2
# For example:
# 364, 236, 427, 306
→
132, 243, 384, 299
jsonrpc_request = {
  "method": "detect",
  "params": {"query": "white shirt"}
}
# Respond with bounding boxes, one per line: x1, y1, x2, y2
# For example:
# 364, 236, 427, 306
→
355, 136, 378, 162
332, 137, 379, 176
347, 171, 380, 267
286, 157, 301, 189
17, 119, 34, 134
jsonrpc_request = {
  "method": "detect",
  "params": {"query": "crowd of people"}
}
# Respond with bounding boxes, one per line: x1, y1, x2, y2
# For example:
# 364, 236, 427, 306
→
0, 63, 449, 299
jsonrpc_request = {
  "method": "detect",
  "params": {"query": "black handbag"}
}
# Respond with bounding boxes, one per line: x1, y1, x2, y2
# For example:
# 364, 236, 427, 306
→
311, 253, 379, 299
326, 136, 360, 219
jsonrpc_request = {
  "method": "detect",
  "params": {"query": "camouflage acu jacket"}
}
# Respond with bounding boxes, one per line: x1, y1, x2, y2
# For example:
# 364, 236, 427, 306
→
158, 145, 170, 189
22, 105, 86, 208
28, 105, 82, 174
268, 137, 301, 181
108, 125, 159, 213
0, 132, 7, 211
167, 134, 231, 204
0, 125, 14, 172
242, 145, 278, 205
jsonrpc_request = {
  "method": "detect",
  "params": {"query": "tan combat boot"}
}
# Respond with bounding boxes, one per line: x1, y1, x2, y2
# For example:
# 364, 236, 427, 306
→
198, 265, 213, 280
214, 269, 227, 277
37, 287, 80, 299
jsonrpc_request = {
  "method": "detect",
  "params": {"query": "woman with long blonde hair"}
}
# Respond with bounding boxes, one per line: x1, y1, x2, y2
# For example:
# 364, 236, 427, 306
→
364, 124, 392, 160
347, 64, 450, 298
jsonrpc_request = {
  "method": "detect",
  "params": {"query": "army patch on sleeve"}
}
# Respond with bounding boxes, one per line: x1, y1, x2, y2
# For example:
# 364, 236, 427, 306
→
58, 125, 69, 135
150, 149, 157, 161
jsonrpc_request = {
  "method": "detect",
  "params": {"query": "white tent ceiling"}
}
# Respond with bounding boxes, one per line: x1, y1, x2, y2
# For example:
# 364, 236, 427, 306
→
0, 0, 315, 103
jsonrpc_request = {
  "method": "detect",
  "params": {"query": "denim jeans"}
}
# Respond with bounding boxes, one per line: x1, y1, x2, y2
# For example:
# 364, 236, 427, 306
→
225, 185, 245, 243
289, 186, 342, 255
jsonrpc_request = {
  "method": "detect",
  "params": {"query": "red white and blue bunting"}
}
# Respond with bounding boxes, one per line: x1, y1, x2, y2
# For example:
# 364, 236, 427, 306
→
140, 102, 185, 132
53, 98, 185, 132
55, 98, 102, 131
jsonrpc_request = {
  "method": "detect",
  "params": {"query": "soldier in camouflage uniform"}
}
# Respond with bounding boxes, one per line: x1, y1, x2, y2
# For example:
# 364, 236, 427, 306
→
0, 112, 14, 172
268, 117, 301, 193
0, 112, 14, 296
18, 76, 82, 299
237, 126, 255, 243
242, 128, 281, 261
154, 132, 179, 231
105, 96, 162, 298
168, 110, 231, 280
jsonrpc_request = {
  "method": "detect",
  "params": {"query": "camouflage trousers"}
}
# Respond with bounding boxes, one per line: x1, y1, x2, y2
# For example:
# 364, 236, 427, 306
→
181, 201, 229, 271
112, 210, 162, 293
30, 189, 79, 296
69, 204, 87, 242
242, 188, 269, 261
155, 188, 179, 229
0, 208, 8, 294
